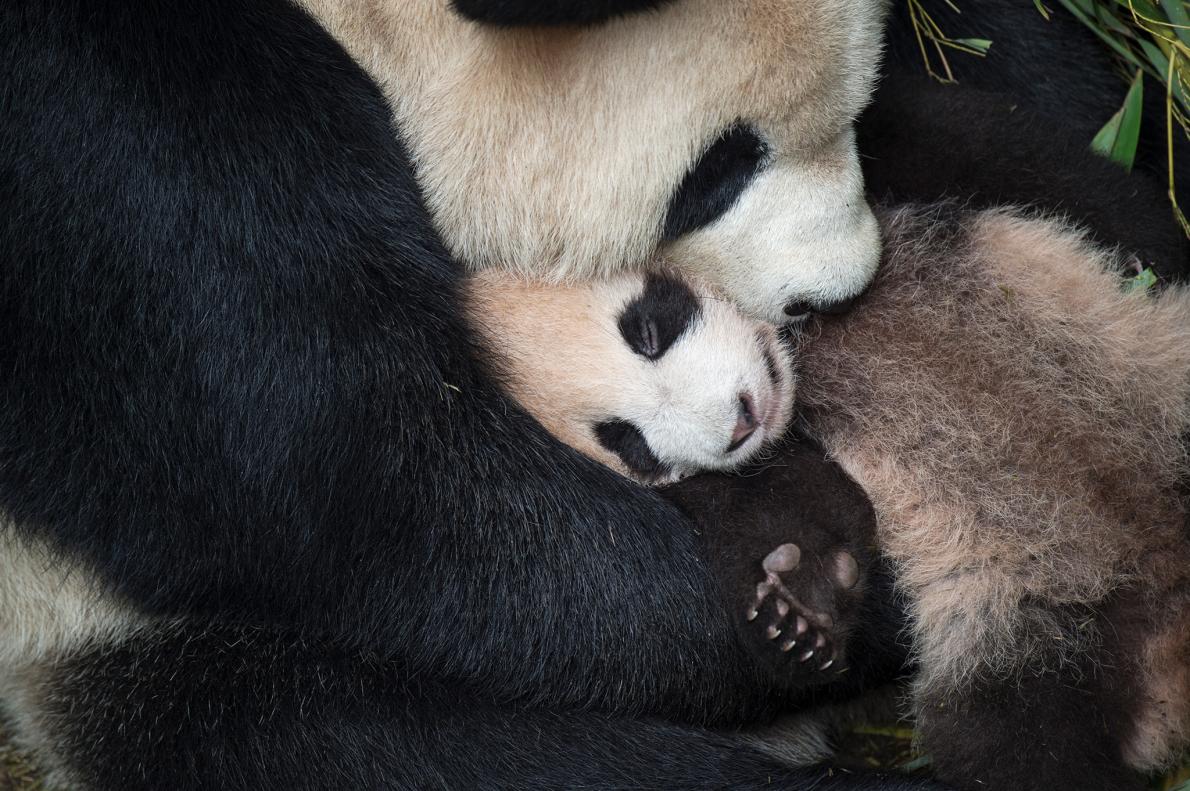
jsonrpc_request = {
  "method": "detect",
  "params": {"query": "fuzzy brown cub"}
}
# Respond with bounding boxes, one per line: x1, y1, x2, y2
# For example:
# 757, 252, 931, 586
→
794, 205, 1190, 790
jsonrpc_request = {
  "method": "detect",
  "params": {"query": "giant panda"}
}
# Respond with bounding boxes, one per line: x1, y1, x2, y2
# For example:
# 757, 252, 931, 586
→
0, 0, 941, 789
294, 0, 889, 321
456, 206, 1190, 791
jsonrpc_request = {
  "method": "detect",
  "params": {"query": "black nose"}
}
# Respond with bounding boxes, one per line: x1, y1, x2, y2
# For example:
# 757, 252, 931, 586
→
782, 294, 860, 319
816, 295, 858, 315
783, 300, 814, 319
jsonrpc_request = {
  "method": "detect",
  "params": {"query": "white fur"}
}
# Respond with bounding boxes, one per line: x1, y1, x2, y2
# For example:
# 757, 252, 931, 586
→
465, 271, 796, 482
298, 0, 889, 322
669, 127, 880, 315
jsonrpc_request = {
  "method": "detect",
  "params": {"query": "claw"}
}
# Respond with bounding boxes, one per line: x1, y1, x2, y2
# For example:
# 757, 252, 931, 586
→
766, 625, 782, 640
781, 639, 797, 652
819, 658, 834, 671
746, 609, 758, 622
799, 649, 815, 662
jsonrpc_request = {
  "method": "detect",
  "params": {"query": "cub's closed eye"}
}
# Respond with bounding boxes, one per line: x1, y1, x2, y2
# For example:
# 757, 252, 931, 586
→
635, 316, 661, 358
663, 123, 768, 241
618, 274, 702, 360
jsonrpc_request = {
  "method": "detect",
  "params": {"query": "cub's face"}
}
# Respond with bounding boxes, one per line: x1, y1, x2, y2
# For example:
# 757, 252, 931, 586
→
591, 274, 797, 482
466, 271, 796, 484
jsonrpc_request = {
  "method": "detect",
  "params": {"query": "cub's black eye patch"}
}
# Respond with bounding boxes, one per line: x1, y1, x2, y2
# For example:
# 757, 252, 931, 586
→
618, 274, 701, 360
663, 123, 768, 240
594, 419, 671, 481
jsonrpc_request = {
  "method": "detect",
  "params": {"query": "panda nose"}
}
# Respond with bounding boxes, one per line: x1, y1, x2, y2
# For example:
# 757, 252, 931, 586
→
727, 393, 758, 452
783, 294, 860, 320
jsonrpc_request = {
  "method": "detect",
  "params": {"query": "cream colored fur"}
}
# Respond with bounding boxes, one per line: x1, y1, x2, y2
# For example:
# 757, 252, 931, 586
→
295, 0, 887, 321
793, 206, 1190, 769
464, 269, 795, 482
0, 523, 150, 790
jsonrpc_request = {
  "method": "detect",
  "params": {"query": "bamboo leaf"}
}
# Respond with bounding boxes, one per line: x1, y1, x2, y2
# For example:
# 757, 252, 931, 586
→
1125, 266, 1159, 292
951, 37, 993, 53
900, 755, 933, 772
1159, 0, 1190, 47
1090, 69, 1146, 171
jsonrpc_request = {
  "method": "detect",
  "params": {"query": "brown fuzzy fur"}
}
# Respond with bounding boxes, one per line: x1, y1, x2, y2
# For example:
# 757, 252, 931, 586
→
793, 206, 1190, 772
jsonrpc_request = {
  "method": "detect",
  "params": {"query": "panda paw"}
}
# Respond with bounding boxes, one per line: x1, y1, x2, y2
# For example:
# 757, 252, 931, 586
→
746, 543, 859, 674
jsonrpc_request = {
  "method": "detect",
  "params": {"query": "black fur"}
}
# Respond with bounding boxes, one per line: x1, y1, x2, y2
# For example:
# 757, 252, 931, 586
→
451, 0, 674, 27
0, 1, 935, 788
594, 419, 672, 481
915, 601, 1143, 791
664, 124, 769, 240
39, 623, 945, 791
663, 440, 914, 697
618, 273, 702, 359
859, 76, 1190, 281
881, 0, 1189, 214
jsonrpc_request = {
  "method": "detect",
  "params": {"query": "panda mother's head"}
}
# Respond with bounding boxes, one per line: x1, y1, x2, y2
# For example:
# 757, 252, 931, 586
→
300, 0, 886, 323
466, 270, 796, 484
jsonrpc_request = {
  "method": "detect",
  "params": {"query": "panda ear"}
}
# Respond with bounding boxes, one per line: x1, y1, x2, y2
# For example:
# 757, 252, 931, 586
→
450, 0, 674, 27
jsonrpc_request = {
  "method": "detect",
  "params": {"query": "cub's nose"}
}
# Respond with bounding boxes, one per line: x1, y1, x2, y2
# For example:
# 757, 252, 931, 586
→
727, 393, 758, 452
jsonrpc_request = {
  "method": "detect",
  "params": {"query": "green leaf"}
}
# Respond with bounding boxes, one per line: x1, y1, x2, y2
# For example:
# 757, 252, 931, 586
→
1111, 0, 1164, 21
1169, 779, 1190, 791
951, 37, 992, 52
900, 755, 933, 772
1159, 0, 1190, 47
1090, 69, 1145, 172
1055, 0, 1148, 64
1033, 0, 1052, 19
1125, 266, 1159, 293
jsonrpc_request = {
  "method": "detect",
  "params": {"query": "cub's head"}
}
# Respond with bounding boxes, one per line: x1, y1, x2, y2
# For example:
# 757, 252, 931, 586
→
466, 270, 795, 483
301, 0, 887, 322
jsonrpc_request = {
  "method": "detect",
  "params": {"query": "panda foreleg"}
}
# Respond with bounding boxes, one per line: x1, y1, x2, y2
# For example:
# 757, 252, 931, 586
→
15, 624, 947, 791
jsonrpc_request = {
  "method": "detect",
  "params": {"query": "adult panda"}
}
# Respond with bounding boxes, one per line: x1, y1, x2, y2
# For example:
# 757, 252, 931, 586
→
295, 0, 886, 321
0, 0, 936, 789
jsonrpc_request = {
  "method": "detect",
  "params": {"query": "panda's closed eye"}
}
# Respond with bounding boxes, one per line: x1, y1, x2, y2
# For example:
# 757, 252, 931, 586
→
594, 419, 672, 481
662, 123, 768, 241
618, 274, 702, 360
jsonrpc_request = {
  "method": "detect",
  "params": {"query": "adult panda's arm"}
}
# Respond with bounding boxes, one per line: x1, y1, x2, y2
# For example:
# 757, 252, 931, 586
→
450, 0, 673, 27
0, 0, 777, 721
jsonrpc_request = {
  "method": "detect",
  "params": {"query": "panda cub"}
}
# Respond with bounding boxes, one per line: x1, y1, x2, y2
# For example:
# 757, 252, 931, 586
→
464, 271, 870, 676
466, 270, 795, 484
468, 207, 1190, 790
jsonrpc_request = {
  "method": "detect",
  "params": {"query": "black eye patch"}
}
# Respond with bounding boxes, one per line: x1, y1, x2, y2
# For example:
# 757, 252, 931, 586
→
663, 123, 768, 241
618, 273, 702, 360
594, 419, 671, 481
